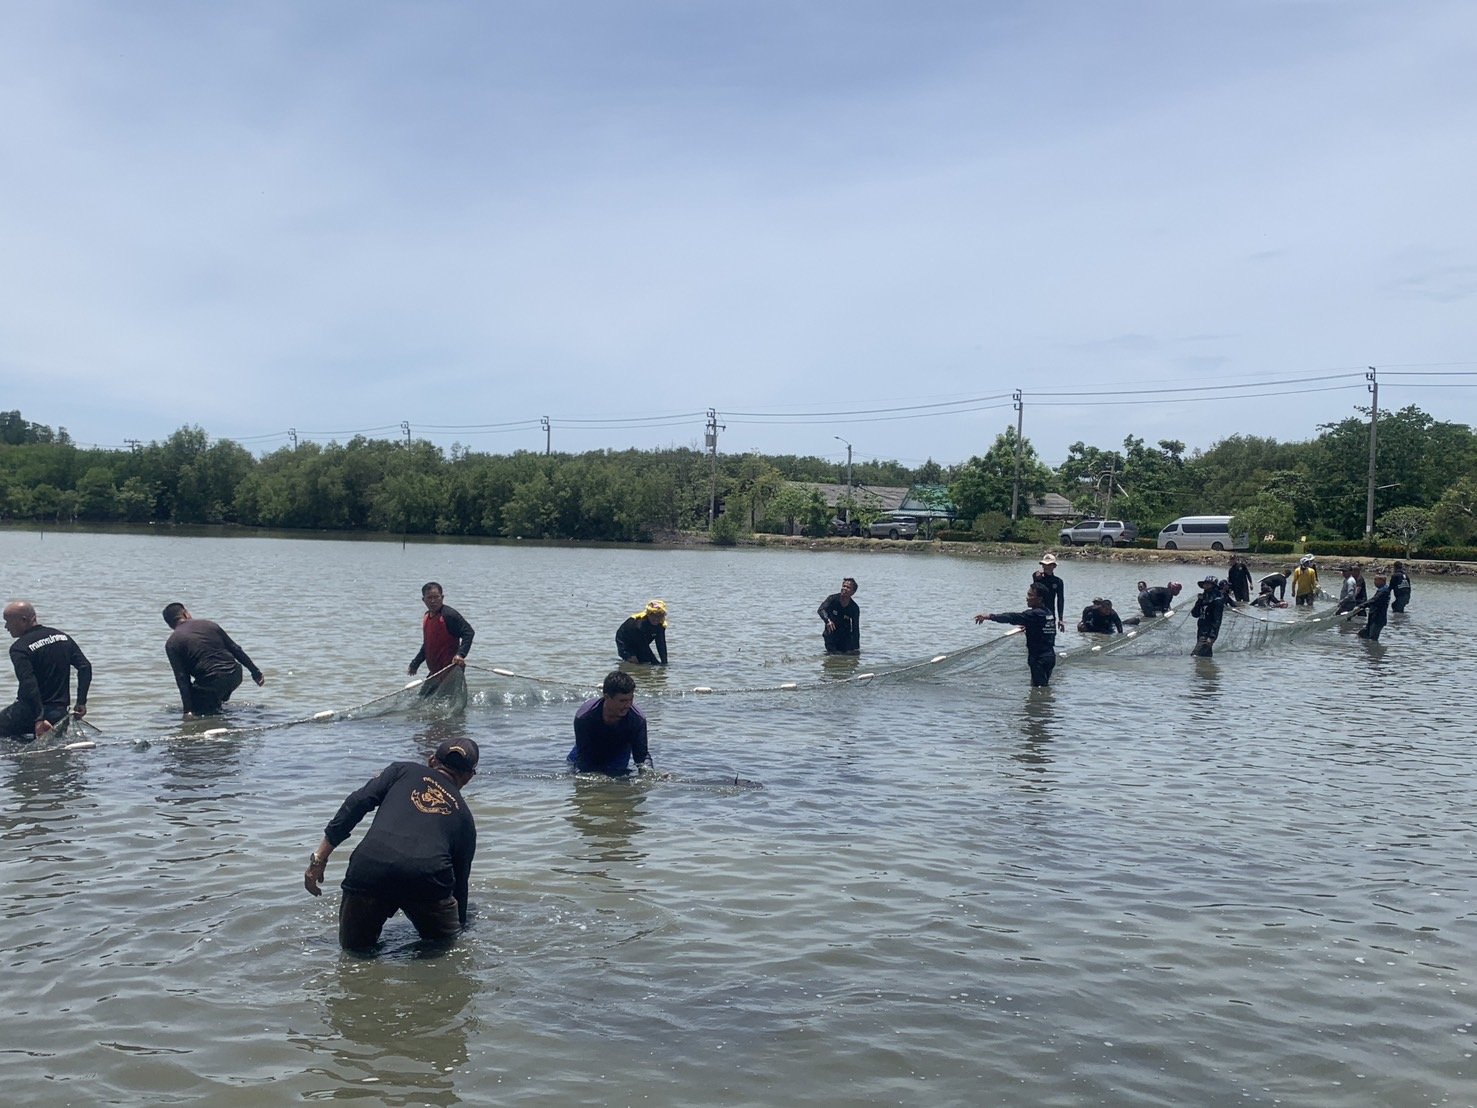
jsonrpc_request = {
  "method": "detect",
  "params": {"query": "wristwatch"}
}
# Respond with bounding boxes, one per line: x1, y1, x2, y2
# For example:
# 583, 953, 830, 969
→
309, 853, 325, 867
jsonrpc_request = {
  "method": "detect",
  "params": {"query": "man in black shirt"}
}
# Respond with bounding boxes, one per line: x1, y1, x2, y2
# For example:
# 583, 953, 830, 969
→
2, 600, 92, 741
1034, 553, 1066, 633
1191, 576, 1226, 657
1077, 597, 1124, 634
162, 602, 264, 719
1390, 561, 1412, 613
1258, 569, 1290, 603
976, 583, 1058, 687
817, 577, 860, 654
304, 738, 480, 951
1137, 581, 1182, 617
1351, 573, 1393, 641
1227, 556, 1253, 603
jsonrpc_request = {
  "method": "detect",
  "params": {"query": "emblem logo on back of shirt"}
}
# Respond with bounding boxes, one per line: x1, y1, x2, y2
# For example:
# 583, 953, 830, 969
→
411, 777, 460, 816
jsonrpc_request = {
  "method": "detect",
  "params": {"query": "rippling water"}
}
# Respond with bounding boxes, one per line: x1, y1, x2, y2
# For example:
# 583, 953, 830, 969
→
2, 529, 1473, 1105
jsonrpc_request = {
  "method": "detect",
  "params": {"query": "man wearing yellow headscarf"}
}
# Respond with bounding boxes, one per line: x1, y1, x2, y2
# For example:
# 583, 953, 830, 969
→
615, 600, 668, 666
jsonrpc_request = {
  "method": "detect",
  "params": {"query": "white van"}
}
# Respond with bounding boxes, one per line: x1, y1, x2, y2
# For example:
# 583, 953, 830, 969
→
1157, 515, 1248, 551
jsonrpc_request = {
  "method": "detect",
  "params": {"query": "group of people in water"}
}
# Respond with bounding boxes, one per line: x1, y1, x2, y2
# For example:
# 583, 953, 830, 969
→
815, 550, 1416, 690
0, 597, 266, 741
303, 582, 661, 952
5, 552, 1417, 954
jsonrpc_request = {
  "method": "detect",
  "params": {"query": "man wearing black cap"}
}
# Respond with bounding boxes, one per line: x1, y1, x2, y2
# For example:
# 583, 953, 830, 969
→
304, 738, 479, 951
1190, 575, 1226, 657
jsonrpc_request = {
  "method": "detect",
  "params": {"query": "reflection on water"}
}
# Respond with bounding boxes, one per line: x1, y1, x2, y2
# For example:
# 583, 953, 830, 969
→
0, 741, 89, 834
1189, 655, 1222, 705
565, 778, 648, 869
305, 949, 480, 1106
1015, 690, 1056, 779
820, 653, 861, 681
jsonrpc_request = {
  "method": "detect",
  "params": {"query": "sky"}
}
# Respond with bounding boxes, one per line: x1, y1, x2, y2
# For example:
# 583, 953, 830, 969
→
3, 0, 1476, 472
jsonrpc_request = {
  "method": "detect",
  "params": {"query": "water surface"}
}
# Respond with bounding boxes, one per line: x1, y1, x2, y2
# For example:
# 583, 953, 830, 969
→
2, 530, 1473, 1105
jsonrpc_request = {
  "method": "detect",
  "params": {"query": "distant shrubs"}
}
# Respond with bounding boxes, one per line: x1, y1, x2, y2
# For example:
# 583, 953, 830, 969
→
1404, 546, 1477, 563
709, 514, 740, 545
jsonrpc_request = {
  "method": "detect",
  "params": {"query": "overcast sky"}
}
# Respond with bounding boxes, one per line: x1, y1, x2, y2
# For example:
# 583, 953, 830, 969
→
3, 1, 1475, 470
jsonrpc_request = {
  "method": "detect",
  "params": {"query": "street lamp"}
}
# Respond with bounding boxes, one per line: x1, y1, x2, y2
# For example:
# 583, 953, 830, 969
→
834, 436, 854, 521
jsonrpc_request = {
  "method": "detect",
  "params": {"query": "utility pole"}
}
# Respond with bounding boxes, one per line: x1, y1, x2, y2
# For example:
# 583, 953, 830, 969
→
124, 438, 141, 453
1098, 462, 1118, 517
1364, 366, 1379, 541
705, 408, 724, 525
401, 421, 411, 449
541, 416, 550, 455
834, 436, 853, 521
1010, 390, 1024, 521
288, 428, 298, 450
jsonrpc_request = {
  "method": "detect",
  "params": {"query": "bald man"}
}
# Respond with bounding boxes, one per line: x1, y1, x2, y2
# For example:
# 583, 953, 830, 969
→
2, 601, 92, 741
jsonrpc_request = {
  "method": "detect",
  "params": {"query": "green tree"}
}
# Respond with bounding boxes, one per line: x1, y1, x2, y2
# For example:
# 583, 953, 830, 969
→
766, 484, 819, 535
950, 428, 1051, 523
75, 466, 118, 520
1429, 476, 1477, 545
1306, 406, 1475, 537
1375, 505, 1432, 556
1231, 496, 1296, 551
116, 477, 155, 522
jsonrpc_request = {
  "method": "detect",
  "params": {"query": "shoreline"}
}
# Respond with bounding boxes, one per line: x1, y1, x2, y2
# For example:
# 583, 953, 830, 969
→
740, 532, 1475, 576
5, 520, 1471, 576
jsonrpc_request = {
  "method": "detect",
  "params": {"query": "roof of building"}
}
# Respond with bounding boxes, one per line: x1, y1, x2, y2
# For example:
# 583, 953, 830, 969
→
1027, 492, 1076, 518
786, 482, 910, 512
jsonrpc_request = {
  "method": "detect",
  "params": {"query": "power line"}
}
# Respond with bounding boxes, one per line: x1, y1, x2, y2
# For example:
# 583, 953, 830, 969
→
725, 393, 1013, 419
1033, 383, 1365, 407
1027, 371, 1364, 399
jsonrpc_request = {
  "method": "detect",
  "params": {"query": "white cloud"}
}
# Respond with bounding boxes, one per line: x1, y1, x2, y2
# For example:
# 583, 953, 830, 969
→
1, 0, 1474, 466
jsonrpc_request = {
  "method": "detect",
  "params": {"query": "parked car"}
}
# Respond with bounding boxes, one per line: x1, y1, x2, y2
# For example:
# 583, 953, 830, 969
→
829, 517, 862, 537
1156, 515, 1247, 551
1058, 519, 1139, 547
867, 514, 918, 540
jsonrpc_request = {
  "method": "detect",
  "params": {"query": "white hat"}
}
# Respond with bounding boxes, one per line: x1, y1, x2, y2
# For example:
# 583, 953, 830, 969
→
1039, 553, 1058, 566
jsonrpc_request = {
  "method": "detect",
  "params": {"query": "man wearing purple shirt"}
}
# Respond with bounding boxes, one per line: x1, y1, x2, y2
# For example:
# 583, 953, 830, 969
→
567, 670, 654, 776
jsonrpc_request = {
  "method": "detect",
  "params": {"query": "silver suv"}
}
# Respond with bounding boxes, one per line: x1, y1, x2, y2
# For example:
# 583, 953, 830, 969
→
1058, 519, 1139, 547
868, 515, 918, 540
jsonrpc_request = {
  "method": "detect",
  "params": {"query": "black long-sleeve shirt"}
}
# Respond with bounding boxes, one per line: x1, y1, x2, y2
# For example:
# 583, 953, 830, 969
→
1191, 591, 1226, 643
1228, 563, 1253, 602
1354, 584, 1392, 623
326, 761, 477, 925
1034, 573, 1065, 625
1139, 587, 1175, 616
817, 593, 860, 653
1078, 605, 1123, 634
616, 616, 668, 665
9, 625, 91, 722
985, 607, 1057, 656
164, 618, 260, 714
